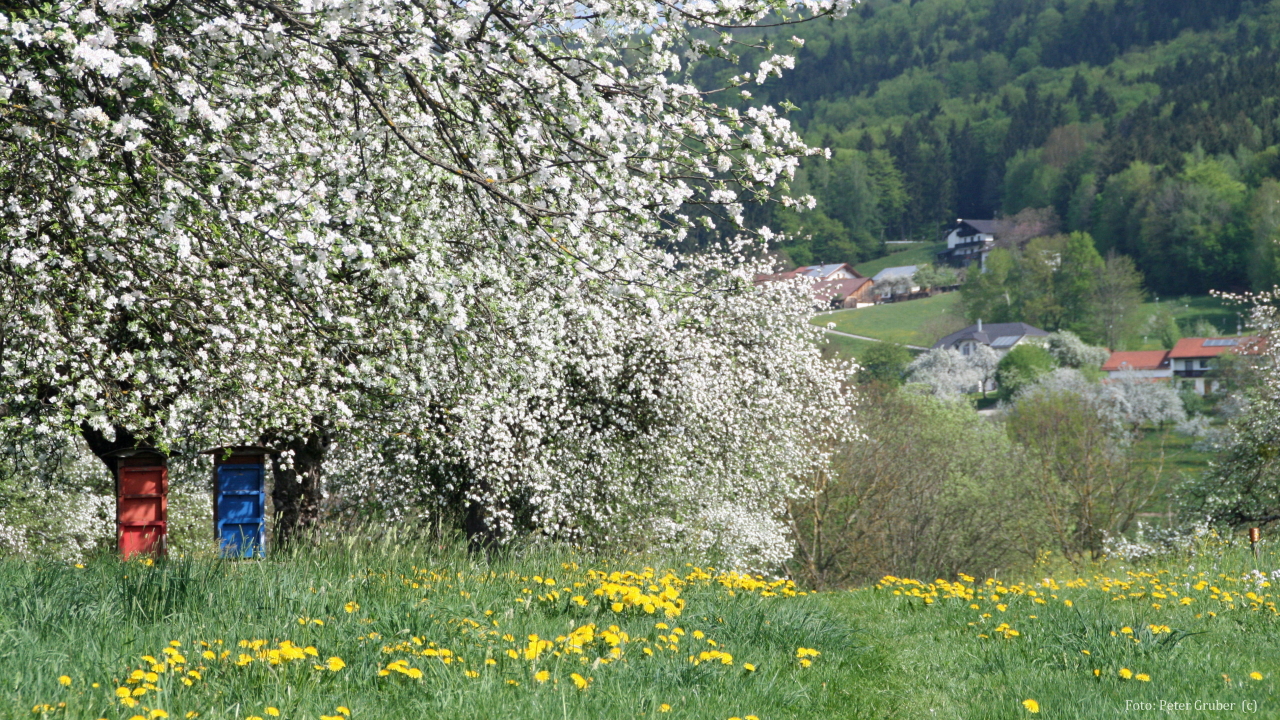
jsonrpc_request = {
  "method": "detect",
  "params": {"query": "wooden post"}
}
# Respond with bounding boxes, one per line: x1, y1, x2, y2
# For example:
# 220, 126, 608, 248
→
1250, 527, 1261, 562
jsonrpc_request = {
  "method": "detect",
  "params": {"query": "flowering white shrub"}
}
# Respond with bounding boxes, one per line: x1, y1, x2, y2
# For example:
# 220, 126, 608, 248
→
0, 434, 114, 560
1045, 330, 1110, 369
1178, 290, 1280, 529
905, 347, 985, 395
1013, 368, 1185, 440
1102, 519, 1226, 562
0, 1, 855, 566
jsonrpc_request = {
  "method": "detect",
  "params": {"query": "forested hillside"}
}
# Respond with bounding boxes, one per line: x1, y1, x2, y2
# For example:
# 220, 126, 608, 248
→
690, 0, 1280, 294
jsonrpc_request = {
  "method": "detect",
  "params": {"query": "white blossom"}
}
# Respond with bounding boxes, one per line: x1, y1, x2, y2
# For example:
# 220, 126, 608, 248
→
0, 0, 853, 567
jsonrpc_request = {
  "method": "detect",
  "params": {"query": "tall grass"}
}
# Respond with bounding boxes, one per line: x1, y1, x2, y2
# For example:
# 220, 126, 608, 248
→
821, 543, 1280, 719
0, 536, 876, 720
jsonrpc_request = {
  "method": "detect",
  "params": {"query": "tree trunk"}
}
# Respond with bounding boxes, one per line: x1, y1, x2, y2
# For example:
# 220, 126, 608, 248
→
270, 431, 331, 546
463, 493, 503, 555
79, 422, 148, 478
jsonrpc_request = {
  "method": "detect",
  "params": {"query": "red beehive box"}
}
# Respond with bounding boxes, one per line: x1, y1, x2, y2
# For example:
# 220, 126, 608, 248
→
109, 449, 168, 559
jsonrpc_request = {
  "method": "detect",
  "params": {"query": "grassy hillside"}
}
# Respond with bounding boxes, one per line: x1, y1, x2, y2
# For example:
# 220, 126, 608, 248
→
815, 292, 963, 348
854, 243, 945, 278
2, 541, 1275, 720
816, 332, 879, 363
1131, 295, 1248, 350
828, 544, 1278, 719
0, 544, 868, 720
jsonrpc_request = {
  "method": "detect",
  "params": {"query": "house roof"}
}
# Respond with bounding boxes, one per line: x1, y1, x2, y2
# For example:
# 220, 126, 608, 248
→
1169, 336, 1261, 359
796, 263, 865, 279
933, 322, 1049, 350
956, 219, 999, 236
1103, 350, 1170, 372
871, 265, 918, 282
812, 277, 873, 302
756, 263, 866, 284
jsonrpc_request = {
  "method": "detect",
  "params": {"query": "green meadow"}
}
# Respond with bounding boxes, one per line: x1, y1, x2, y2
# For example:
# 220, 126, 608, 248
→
2, 539, 1275, 719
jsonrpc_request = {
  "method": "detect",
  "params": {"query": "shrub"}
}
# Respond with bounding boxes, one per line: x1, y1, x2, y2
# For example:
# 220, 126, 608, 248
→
787, 388, 1049, 587
995, 344, 1056, 399
856, 343, 913, 386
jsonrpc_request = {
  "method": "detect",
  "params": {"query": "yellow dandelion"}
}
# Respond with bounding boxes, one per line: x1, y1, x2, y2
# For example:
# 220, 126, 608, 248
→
325, 657, 346, 672
1136, 673, 1150, 682
534, 670, 550, 683
743, 663, 756, 672
58, 676, 71, 687
570, 672, 590, 690
335, 708, 350, 717
265, 710, 280, 717
1023, 699, 1040, 713
658, 705, 671, 713
1119, 668, 1133, 680
1251, 672, 1264, 681
344, 602, 359, 613
150, 711, 168, 719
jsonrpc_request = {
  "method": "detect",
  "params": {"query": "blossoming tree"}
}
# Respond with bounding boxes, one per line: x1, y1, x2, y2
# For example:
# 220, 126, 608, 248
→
0, 0, 854, 562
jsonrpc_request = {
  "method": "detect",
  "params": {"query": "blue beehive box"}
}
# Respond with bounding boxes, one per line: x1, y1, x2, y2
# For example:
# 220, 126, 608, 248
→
202, 447, 269, 558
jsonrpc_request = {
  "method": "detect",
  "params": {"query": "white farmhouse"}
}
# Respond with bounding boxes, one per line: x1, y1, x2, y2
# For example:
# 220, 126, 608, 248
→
938, 219, 997, 269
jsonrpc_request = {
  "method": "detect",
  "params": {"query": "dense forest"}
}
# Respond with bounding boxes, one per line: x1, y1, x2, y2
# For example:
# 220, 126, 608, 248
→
688, 0, 1280, 295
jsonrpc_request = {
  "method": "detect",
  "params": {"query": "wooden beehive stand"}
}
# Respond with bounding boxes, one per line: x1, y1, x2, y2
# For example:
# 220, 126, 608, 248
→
201, 446, 270, 559
107, 448, 168, 559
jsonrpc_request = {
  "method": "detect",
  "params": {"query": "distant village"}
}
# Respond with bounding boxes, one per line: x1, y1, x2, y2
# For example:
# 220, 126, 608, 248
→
756, 219, 1254, 396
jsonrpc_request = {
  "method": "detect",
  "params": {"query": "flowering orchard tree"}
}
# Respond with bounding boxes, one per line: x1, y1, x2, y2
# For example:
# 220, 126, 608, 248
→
0, 0, 855, 559
905, 347, 985, 396
1183, 293, 1279, 527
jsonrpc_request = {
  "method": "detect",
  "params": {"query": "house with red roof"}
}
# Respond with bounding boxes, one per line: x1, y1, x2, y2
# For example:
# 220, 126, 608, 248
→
1168, 336, 1261, 395
754, 263, 874, 309
1102, 350, 1172, 380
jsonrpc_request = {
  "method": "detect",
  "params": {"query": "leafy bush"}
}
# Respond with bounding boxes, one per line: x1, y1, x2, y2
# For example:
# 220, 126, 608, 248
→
1006, 389, 1164, 560
995, 344, 1056, 399
855, 343, 913, 386
787, 389, 1049, 587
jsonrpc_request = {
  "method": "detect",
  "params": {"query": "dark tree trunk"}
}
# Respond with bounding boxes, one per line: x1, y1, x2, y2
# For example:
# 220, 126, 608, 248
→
464, 496, 499, 555
79, 422, 148, 478
269, 431, 331, 546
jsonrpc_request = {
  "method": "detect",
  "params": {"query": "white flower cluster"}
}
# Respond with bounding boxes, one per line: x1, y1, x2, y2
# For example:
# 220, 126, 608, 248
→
1014, 368, 1185, 438
1101, 519, 1218, 562
0, 1, 854, 566
905, 345, 1000, 396
0, 434, 114, 561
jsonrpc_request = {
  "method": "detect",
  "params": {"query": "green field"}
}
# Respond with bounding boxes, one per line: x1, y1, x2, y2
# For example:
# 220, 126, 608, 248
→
835, 545, 1278, 719
854, 243, 945, 278
814, 292, 963, 348
815, 332, 879, 363
2, 540, 1275, 720
1131, 296, 1247, 350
